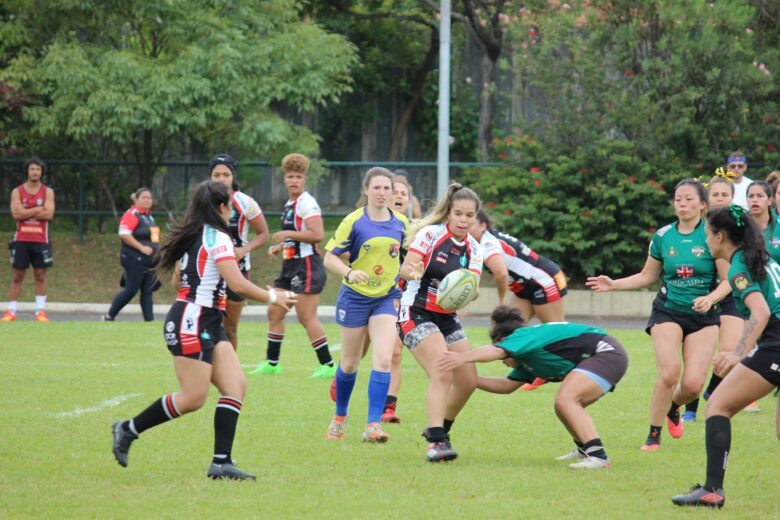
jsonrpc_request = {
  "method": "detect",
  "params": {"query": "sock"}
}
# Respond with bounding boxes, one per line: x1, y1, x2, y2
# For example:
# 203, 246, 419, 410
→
267, 331, 284, 365
311, 336, 334, 366
385, 395, 398, 406
667, 401, 681, 425
424, 426, 447, 442
8, 301, 18, 314
705, 374, 723, 397
335, 365, 358, 417
213, 396, 243, 465
367, 370, 391, 423
647, 425, 662, 444
132, 393, 180, 434
704, 415, 731, 491
35, 295, 46, 312
686, 398, 700, 414
581, 438, 608, 460
443, 418, 455, 434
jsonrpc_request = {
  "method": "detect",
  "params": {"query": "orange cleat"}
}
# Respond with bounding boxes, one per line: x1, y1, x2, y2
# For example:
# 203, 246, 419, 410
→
640, 442, 661, 452
329, 377, 337, 402
0, 311, 17, 322
667, 413, 684, 439
363, 422, 389, 443
520, 377, 548, 391
381, 402, 401, 423
326, 415, 346, 441
34, 311, 49, 322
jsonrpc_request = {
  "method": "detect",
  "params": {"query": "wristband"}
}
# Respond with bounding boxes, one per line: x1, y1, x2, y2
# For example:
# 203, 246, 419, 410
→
345, 269, 353, 283
268, 290, 278, 304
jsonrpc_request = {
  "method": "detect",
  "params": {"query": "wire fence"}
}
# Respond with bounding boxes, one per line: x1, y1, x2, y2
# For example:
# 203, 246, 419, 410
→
0, 159, 498, 242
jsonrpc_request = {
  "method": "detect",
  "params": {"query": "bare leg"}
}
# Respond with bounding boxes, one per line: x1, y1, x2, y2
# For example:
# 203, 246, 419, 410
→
223, 299, 245, 350
533, 298, 565, 323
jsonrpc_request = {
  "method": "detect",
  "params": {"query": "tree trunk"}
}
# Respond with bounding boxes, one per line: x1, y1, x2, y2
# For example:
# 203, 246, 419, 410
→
141, 129, 153, 188
388, 29, 439, 161
478, 53, 498, 158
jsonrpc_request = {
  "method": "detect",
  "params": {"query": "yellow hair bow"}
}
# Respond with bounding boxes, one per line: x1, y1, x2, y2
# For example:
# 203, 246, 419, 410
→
714, 167, 736, 182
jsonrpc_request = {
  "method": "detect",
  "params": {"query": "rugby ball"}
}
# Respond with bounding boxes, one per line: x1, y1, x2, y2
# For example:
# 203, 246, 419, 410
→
436, 269, 479, 311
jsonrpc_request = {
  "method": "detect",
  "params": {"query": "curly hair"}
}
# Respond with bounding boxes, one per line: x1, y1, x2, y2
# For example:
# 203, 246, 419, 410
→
281, 153, 310, 174
488, 305, 526, 344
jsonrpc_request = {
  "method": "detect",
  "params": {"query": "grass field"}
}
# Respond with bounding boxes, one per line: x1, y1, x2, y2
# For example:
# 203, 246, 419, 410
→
1, 322, 778, 519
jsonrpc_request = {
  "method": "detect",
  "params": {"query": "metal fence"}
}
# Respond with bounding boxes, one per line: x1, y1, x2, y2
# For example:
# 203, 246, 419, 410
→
0, 160, 497, 241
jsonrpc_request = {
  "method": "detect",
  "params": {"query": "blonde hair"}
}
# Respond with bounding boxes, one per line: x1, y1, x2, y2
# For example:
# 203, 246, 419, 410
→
355, 167, 395, 208
766, 170, 780, 194
406, 182, 481, 246
281, 153, 310, 174
708, 175, 734, 195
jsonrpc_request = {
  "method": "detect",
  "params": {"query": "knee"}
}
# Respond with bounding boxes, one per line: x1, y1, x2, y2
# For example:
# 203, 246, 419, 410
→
33, 272, 46, 284
679, 378, 705, 400
373, 353, 392, 373
223, 373, 248, 401
11, 272, 25, 284
453, 370, 477, 393
657, 368, 680, 388
297, 313, 317, 329
179, 389, 209, 413
339, 356, 360, 373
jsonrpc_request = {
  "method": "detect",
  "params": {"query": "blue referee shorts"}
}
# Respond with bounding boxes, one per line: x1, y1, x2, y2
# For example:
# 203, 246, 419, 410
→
336, 285, 400, 328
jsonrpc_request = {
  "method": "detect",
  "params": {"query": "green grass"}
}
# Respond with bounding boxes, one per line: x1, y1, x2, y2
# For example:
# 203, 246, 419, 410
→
1, 323, 778, 518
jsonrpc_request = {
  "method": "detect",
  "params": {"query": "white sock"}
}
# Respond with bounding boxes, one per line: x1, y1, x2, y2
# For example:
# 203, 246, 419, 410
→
8, 301, 18, 314
35, 295, 47, 311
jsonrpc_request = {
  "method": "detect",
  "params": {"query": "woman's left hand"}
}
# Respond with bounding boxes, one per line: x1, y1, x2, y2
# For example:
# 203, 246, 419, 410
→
438, 351, 464, 372
692, 295, 714, 313
271, 231, 289, 244
713, 352, 740, 377
234, 246, 247, 260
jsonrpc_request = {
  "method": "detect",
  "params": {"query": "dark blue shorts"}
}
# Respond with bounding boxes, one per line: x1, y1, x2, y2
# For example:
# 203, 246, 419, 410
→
335, 285, 400, 328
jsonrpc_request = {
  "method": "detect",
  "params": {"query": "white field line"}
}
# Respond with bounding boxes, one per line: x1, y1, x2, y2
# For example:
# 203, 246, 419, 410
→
50, 393, 142, 418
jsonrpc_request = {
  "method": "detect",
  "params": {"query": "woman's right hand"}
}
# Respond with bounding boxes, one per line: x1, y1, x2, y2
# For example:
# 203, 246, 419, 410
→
268, 244, 281, 258
268, 286, 297, 310
585, 275, 615, 292
347, 269, 370, 284
140, 245, 154, 256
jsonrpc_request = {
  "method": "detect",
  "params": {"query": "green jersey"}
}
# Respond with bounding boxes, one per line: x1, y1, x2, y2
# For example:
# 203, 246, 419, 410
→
728, 250, 780, 346
497, 322, 608, 382
649, 220, 718, 315
761, 216, 780, 264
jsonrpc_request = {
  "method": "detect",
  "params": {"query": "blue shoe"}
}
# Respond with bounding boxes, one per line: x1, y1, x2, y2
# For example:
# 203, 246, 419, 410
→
682, 411, 696, 423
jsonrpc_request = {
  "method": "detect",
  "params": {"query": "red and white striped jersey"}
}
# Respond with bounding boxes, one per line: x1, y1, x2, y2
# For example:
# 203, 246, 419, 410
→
176, 225, 236, 310
229, 190, 263, 270
400, 223, 483, 313
280, 191, 321, 259
480, 229, 557, 295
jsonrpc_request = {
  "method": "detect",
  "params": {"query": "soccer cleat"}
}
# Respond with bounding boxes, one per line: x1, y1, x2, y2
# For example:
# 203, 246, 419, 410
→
671, 485, 725, 508
101, 314, 114, 322
640, 438, 661, 451
326, 415, 346, 441
666, 413, 684, 439
34, 311, 49, 322
311, 364, 337, 379
682, 410, 697, 423
426, 440, 458, 462
329, 377, 337, 402
556, 449, 585, 461
363, 422, 389, 443
111, 420, 138, 468
207, 461, 256, 481
743, 401, 761, 413
0, 311, 16, 322
568, 456, 612, 469
520, 377, 547, 391
248, 361, 282, 375
380, 402, 401, 424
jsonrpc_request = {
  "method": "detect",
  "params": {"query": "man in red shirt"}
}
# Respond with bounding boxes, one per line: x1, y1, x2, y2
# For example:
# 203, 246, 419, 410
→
2, 158, 56, 322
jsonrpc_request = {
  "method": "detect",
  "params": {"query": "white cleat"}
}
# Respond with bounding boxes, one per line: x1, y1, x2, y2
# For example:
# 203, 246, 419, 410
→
556, 449, 585, 461
568, 456, 612, 470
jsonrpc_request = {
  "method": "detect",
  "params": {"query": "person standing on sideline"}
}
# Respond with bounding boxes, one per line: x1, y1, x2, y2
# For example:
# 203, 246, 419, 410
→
250, 153, 336, 378
393, 169, 423, 219
2, 158, 55, 322
102, 187, 160, 322
726, 151, 752, 210
209, 154, 270, 349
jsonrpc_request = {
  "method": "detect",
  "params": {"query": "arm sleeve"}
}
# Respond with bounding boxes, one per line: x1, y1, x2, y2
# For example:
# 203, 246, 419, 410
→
730, 270, 761, 299
648, 233, 662, 261
209, 230, 237, 263
118, 210, 139, 236
236, 193, 263, 221
408, 226, 436, 258
325, 217, 354, 256
468, 240, 484, 275
299, 194, 322, 221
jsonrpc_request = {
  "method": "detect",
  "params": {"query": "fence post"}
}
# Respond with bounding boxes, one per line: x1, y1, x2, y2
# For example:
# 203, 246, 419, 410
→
184, 164, 190, 196
78, 164, 84, 244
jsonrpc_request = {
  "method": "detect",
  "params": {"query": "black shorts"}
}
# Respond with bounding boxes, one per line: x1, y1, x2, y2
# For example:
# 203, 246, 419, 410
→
274, 255, 327, 294
645, 297, 719, 338
226, 269, 250, 303
397, 305, 466, 350
11, 241, 53, 270
719, 294, 742, 318
163, 301, 227, 364
741, 344, 780, 387
573, 335, 629, 390
511, 258, 568, 305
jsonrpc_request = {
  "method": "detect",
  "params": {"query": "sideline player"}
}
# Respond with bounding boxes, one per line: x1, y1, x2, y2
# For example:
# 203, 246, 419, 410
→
2, 158, 55, 322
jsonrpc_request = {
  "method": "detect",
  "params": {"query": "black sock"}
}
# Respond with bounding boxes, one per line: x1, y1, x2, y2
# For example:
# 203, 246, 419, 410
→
131, 393, 180, 434
704, 415, 731, 491
424, 427, 447, 442
385, 395, 397, 406
686, 398, 700, 414
267, 331, 284, 365
667, 401, 681, 424
443, 418, 455, 434
647, 425, 662, 444
574, 439, 584, 449
311, 336, 333, 366
705, 374, 723, 397
213, 396, 243, 465
581, 438, 608, 460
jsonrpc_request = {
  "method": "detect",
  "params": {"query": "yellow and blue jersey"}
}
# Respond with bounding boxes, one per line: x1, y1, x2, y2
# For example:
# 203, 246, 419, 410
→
326, 207, 409, 298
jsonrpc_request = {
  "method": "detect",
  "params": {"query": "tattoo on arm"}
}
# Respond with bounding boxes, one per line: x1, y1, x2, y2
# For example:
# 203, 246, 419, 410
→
734, 316, 757, 357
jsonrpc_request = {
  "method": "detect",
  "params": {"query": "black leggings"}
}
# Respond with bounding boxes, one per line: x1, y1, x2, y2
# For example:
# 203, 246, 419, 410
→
108, 252, 156, 321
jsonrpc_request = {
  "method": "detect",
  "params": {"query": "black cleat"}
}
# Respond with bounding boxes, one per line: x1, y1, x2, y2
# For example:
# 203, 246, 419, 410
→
426, 441, 458, 462
207, 461, 256, 481
671, 484, 725, 508
112, 420, 137, 468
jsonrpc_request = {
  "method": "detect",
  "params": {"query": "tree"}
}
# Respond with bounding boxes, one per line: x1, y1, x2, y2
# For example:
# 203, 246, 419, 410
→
1, 0, 357, 186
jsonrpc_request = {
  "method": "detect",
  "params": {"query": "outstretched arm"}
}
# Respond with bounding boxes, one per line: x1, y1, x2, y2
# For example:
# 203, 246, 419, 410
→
477, 376, 524, 394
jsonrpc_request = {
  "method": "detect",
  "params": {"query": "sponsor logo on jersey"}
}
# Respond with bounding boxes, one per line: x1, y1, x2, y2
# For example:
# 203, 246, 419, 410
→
338, 308, 346, 321
205, 226, 217, 247
667, 246, 678, 257
165, 321, 175, 332
459, 255, 467, 267
691, 246, 706, 257
676, 265, 694, 279
200, 331, 212, 341
374, 265, 384, 275
772, 237, 780, 249
363, 243, 371, 251
595, 340, 615, 353
389, 243, 400, 258
436, 251, 448, 263
211, 245, 227, 255
731, 272, 751, 291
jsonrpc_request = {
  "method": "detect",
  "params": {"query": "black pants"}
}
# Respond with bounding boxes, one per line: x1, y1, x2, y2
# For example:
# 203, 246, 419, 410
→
108, 252, 156, 321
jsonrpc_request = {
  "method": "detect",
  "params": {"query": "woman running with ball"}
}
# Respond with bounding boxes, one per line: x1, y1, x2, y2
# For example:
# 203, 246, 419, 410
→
397, 182, 483, 462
